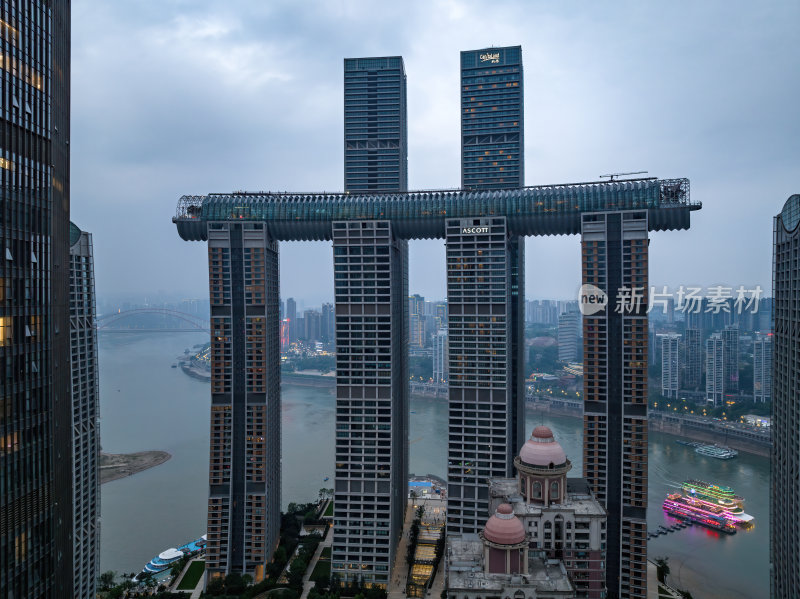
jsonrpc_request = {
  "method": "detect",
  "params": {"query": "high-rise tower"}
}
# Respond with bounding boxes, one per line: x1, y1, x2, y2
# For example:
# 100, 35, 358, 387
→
581, 211, 649, 598
0, 2, 72, 597
460, 46, 523, 190
448, 46, 525, 534
660, 334, 681, 399
205, 223, 281, 583
753, 335, 772, 403
771, 194, 800, 597
331, 57, 409, 587
344, 57, 407, 193
69, 223, 100, 599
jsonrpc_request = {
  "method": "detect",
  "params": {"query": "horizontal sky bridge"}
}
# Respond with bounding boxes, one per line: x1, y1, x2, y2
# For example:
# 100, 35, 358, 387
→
173, 177, 699, 242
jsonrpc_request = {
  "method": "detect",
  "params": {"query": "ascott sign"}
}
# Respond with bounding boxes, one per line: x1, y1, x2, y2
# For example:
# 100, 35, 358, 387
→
461, 226, 490, 234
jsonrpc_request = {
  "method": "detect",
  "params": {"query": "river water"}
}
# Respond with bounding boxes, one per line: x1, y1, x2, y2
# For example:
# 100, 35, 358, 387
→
99, 332, 768, 598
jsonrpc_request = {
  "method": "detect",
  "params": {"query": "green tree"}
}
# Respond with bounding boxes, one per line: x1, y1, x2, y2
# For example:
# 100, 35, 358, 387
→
654, 557, 670, 584
98, 570, 116, 591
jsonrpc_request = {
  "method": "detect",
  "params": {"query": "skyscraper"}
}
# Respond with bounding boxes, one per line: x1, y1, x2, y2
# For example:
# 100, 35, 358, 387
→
433, 328, 449, 384
753, 335, 772, 403
0, 3, 72, 597
705, 334, 724, 407
683, 327, 702, 390
722, 325, 740, 394
344, 57, 407, 193
205, 224, 281, 582
581, 211, 649, 598
771, 194, 800, 597
558, 311, 580, 362
408, 293, 425, 347
330, 57, 410, 586
448, 46, 526, 535
69, 223, 100, 599
660, 334, 681, 399
460, 46, 523, 190
286, 297, 297, 343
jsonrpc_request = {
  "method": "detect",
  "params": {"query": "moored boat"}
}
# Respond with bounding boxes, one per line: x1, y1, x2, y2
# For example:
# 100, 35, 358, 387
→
135, 534, 207, 580
694, 444, 738, 459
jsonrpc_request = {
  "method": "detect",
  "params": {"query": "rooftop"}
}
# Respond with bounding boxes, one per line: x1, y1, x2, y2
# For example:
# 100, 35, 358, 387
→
447, 534, 575, 594
488, 477, 606, 517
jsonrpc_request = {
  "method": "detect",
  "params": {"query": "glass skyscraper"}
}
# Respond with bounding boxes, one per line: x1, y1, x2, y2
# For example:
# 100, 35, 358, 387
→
69, 223, 99, 598
771, 193, 800, 597
344, 57, 407, 193
0, 2, 72, 597
460, 46, 523, 189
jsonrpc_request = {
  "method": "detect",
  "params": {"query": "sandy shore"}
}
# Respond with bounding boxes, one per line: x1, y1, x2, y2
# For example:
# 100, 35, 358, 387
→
100, 451, 172, 485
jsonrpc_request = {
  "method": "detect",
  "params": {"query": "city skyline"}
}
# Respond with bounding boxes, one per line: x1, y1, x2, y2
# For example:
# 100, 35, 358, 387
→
69, 1, 797, 305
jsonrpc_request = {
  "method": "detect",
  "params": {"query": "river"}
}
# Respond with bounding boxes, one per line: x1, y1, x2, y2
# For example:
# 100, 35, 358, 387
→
99, 332, 768, 597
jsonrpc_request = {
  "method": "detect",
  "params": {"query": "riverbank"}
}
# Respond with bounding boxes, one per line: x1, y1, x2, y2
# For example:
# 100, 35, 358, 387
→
527, 397, 771, 458
100, 451, 172, 485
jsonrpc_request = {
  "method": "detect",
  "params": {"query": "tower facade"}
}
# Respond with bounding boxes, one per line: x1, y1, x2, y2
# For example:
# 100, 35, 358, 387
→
753, 335, 772, 403
660, 334, 681, 399
69, 223, 100, 599
205, 223, 281, 583
446, 217, 525, 533
433, 328, 449, 384
683, 327, 702, 390
558, 311, 580, 362
581, 211, 649, 598
344, 57, 407, 193
330, 222, 408, 586
771, 194, 800, 597
460, 46, 523, 190
0, 2, 72, 596
705, 334, 724, 407
722, 325, 739, 394
332, 56, 409, 587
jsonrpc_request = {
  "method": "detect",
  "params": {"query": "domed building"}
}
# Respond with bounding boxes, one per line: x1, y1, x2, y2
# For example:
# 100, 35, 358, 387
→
514, 426, 572, 507
447, 427, 607, 599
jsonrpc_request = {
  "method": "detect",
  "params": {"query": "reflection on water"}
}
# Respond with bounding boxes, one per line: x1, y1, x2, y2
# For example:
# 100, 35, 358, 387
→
99, 333, 768, 597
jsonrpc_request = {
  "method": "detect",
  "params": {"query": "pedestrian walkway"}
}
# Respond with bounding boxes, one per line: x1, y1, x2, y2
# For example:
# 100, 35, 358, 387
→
388, 501, 418, 599
299, 531, 334, 599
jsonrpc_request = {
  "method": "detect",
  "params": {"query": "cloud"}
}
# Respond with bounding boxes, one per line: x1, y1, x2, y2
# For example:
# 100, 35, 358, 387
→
70, 0, 799, 307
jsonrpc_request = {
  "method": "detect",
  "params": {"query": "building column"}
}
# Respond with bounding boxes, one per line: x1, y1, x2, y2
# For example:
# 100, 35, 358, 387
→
446, 218, 524, 534
581, 211, 648, 599
206, 222, 280, 583
331, 221, 408, 588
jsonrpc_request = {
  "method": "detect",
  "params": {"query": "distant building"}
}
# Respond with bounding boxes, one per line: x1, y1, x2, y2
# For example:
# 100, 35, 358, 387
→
771, 194, 800, 596
286, 297, 297, 342
321, 303, 334, 345
433, 329, 448, 384
303, 309, 321, 342
683, 328, 702, 390
753, 335, 772, 403
722, 325, 740, 394
705, 334, 724, 406
558, 311, 580, 362
661, 334, 681, 399
69, 223, 100, 599
409, 294, 425, 347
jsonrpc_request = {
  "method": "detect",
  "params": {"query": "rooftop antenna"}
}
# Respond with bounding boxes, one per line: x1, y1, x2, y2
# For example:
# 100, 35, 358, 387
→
600, 171, 648, 181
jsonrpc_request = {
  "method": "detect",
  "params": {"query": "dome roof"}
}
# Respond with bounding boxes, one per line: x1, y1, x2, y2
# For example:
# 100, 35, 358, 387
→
483, 504, 526, 545
518, 426, 567, 467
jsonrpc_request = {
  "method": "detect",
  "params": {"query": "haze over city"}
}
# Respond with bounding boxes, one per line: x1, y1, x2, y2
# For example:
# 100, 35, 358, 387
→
70, 0, 798, 305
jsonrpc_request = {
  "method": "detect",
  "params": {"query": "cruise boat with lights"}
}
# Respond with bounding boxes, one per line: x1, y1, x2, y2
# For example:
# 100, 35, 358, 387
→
681, 480, 754, 526
662, 494, 737, 534
694, 444, 738, 459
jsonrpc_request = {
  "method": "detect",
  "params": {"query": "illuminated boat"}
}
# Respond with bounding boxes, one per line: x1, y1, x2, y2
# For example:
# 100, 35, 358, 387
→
683, 480, 744, 510
662, 494, 737, 534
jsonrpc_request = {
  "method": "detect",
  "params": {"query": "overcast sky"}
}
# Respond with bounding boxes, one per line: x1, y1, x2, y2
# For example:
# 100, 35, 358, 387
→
71, 0, 799, 310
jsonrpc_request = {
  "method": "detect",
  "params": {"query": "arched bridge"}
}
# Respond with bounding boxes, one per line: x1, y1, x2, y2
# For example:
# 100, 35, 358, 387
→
96, 308, 210, 332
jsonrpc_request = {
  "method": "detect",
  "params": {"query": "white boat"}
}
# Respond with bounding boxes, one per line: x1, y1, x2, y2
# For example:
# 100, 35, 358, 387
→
694, 444, 738, 459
